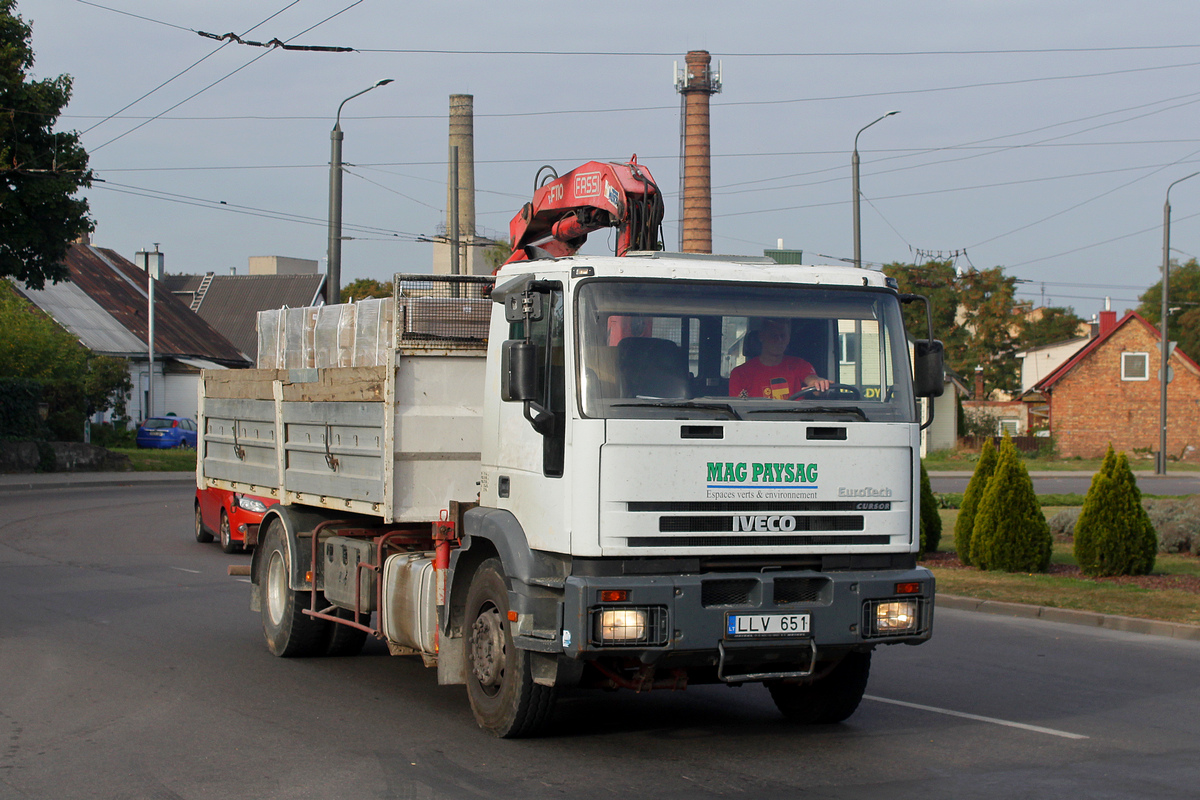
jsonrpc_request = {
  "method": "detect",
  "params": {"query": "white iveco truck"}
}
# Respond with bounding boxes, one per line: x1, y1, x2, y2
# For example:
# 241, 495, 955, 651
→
198, 254, 944, 738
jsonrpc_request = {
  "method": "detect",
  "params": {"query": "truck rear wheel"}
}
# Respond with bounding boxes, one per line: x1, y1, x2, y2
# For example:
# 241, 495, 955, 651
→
325, 607, 369, 656
767, 650, 871, 724
464, 558, 555, 738
194, 504, 213, 543
260, 520, 329, 657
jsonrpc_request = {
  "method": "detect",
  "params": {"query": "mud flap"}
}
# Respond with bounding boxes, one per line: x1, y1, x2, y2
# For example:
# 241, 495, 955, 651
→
437, 634, 466, 685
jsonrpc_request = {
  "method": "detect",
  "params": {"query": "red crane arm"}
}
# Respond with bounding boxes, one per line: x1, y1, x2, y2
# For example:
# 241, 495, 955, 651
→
504, 156, 663, 265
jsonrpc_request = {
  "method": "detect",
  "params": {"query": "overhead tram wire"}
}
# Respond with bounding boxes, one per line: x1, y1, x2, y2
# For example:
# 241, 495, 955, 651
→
352, 44, 1200, 57
88, 1, 363, 152
94, 180, 425, 241
78, 0, 304, 137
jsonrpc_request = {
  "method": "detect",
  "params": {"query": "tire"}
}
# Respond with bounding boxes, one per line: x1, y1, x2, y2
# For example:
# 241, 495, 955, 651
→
767, 650, 871, 724
260, 520, 330, 657
194, 503, 214, 543
219, 510, 242, 554
325, 606, 369, 657
464, 558, 556, 738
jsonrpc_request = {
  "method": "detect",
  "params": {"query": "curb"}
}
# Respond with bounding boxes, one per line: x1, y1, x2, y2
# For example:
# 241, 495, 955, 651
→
0, 475, 195, 493
937, 593, 1200, 642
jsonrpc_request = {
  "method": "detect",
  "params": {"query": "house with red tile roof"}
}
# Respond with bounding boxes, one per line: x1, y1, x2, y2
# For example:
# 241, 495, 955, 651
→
1028, 310, 1200, 462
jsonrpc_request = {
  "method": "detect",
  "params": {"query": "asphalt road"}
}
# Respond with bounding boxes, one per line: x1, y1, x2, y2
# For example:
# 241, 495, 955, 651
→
930, 470, 1200, 496
3, 485, 1199, 799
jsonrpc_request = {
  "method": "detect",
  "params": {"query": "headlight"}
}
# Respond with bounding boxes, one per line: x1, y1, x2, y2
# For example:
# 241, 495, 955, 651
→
235, 495, 268, 513
873, 600, 918, 634
595, 609, 647, 643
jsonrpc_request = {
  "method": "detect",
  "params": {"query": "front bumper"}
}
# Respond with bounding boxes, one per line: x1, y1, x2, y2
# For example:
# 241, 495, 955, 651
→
555, 567, 933, 666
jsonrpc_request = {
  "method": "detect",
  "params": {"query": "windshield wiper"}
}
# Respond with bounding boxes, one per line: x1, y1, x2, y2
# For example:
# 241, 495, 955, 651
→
611, 400, 741, 419
745, 405, 868, 421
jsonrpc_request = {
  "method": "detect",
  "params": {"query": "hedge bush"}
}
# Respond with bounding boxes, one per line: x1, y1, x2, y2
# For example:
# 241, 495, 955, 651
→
954, 436, 996, 565
971, 435, 1052, 573
919, 462, 941, 556
1074, 446, 1157, 576
0, 377, 47, 440
1144, 496, 1200, 554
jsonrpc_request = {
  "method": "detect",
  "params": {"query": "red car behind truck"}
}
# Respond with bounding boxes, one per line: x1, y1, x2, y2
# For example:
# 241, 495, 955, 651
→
194, 487, 269, 554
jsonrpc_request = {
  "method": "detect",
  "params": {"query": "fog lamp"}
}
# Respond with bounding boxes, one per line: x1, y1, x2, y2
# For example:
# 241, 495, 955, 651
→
595, 608, 647, 643
875, 600, 918, 633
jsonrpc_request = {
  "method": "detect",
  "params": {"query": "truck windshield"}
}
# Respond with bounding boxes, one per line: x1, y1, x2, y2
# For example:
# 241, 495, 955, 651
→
575, 279, 916, 422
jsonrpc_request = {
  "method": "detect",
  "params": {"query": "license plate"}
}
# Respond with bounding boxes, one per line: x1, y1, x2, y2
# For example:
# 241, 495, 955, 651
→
726, 613, 810, 638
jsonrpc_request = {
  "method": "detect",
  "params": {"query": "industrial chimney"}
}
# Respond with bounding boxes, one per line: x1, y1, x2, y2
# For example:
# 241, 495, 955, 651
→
675, 51, 722, 253
434, 94, 481, 275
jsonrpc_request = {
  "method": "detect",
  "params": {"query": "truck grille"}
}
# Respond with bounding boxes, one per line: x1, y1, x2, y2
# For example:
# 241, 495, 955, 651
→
628, 535, 890, 548
773, 577, 828, 604
658, 515, 864, 533
701, 579, 758, 607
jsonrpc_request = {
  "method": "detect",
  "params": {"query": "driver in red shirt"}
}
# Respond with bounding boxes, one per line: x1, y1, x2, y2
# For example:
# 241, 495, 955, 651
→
729, 317, 831, 399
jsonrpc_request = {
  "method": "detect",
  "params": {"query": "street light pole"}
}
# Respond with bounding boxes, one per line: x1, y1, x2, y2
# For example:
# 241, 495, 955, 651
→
852, 110, 899, 269
327, 79, 393, 305
1158, 171, 1199, 474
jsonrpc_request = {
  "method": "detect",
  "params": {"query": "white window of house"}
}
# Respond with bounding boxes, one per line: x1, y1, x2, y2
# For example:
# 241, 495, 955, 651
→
998, 418, 1019, 436
1122, 352, 1149, 381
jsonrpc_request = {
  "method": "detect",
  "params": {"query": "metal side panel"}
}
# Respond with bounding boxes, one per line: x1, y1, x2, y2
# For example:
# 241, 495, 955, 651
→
202, 398, 279, 487
282, 401, 386, 503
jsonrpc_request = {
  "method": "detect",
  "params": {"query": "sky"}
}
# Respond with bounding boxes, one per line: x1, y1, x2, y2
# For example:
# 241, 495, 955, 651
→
18, 0, 1200, 320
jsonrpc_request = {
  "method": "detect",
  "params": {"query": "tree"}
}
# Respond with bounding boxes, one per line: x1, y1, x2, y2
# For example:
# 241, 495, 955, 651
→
971, 434, 1052, 573
340, 277, 392, 303
1074, 446, 1158, 577
882, 261, 1021, 397
0, 281, 130, 439
1018, 305, 1086, 350
918, 462, 941, 556
954, 436, 996, 565
1137, 257, 1200, 364
0, 1, 92, 289
481, 239, 512, 273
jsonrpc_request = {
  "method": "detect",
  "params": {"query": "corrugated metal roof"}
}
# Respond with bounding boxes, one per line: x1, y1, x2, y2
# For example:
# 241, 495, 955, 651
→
16, 244, 250, 366
17, 277, 148, 354
159, 272, 326, 358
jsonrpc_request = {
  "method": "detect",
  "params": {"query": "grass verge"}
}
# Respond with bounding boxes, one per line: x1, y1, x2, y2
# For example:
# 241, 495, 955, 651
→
108, 446, 197, 472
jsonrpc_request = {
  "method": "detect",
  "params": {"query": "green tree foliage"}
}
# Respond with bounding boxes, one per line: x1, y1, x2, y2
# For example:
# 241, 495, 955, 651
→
918, 462, 941, 556
1137, 257, 1200, 363
882, 261, 1020, 397
971, 434, 1052, 572
339, 278, 392, 303
0, 282, 130, 439
954, 436, 996, 565
1074, 446, 1158, 576
481, 239, 512, 273
0, 1, 92, 289
1018, 305, 1086, 350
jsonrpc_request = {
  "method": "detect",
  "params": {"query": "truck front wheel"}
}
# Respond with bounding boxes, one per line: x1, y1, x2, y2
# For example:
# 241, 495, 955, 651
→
464, 558, 556, 738
767, 650, 871, 724
260, 520, 329, 657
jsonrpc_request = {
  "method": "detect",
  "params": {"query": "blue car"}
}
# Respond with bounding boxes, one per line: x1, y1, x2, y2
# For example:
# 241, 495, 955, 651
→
136, 416, 198, 449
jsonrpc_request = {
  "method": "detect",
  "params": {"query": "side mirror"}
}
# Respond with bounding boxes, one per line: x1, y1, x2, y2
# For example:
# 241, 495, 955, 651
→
913, 340, 945, 398
501, 340, 538, 402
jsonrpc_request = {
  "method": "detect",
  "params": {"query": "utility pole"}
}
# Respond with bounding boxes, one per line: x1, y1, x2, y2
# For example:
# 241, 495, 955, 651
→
1158, 172, 1199, 474
327, 79, 393, 305
852, 111, 899, 269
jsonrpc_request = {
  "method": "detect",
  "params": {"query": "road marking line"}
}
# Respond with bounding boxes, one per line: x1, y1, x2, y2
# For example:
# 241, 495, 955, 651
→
864, 695, 1089, 740
170, 567, 201, 574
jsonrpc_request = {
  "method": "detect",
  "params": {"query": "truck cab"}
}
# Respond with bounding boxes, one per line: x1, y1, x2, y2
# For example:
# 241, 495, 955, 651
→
448, 252, 938, 733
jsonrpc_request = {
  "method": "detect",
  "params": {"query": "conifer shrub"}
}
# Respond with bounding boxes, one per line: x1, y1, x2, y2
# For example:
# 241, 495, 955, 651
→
919, 462, 941, 556
954, 436, 996, 565
971, 435, 1052, 572
1075, 447, 1157, 576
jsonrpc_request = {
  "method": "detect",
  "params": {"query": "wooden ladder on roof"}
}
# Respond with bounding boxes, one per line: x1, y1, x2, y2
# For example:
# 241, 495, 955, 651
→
190, 272, 214, 311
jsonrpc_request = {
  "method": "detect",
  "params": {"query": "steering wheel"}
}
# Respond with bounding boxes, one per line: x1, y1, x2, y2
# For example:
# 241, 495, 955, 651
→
789, 383, 862, 401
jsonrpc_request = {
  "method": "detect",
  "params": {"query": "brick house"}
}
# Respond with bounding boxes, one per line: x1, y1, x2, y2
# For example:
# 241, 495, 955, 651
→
1029, 310, 1200, 461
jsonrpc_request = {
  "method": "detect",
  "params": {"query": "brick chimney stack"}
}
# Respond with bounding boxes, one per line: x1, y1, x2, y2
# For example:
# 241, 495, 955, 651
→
974, 366, 985, 400
1098, 310, 1117, 337
675, 51, 721, 253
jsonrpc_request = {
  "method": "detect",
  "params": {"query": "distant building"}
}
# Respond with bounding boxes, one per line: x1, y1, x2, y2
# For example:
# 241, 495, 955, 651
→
14, 244, 250, 424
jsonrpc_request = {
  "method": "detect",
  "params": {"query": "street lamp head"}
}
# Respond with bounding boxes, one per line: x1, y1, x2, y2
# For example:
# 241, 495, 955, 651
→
375, 78, 395, 87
